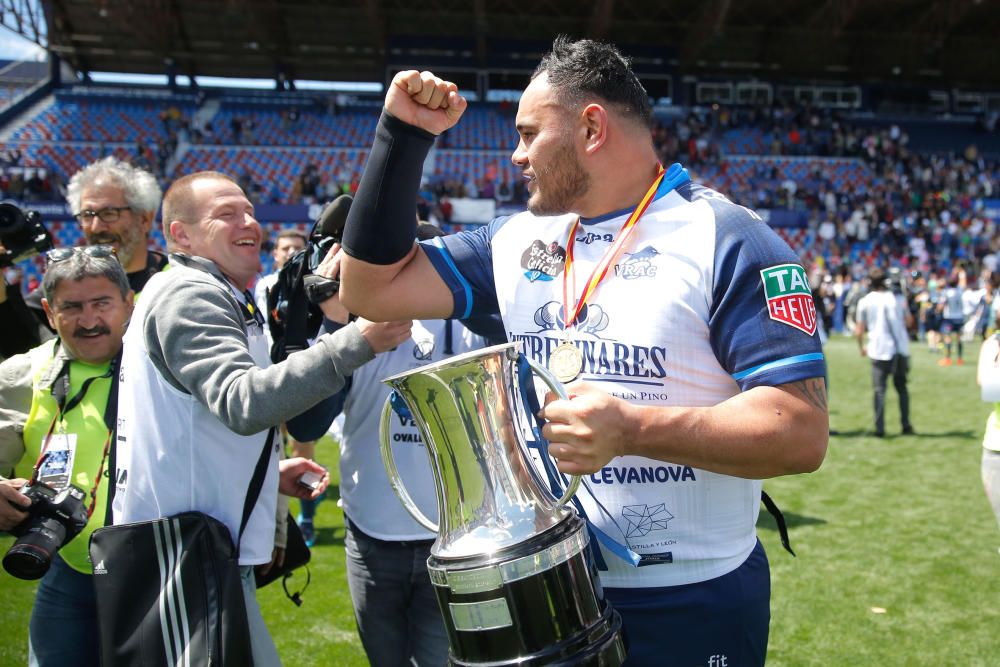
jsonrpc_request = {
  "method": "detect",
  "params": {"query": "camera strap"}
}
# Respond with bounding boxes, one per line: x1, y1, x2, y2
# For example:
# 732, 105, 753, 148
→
237, 427, 277, 557
102, 350, 122, 526
32, 349, 120, 521
50, 355, 114, 417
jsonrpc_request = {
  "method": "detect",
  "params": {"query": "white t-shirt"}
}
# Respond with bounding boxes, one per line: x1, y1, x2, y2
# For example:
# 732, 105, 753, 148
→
857, 290, 910, 361
253, 271, 278, 347
339, 319, 486, 541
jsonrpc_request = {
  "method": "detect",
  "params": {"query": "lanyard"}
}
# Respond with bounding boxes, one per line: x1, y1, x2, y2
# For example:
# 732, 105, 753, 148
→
242, 289, 266, 327
51, 359, 114, 417
561, 165, 665, 331
31, 358, 116, 519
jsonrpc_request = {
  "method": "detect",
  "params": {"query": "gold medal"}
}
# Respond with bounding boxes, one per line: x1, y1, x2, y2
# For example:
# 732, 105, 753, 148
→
549, 341, 583, 383
554, 165, 666, 384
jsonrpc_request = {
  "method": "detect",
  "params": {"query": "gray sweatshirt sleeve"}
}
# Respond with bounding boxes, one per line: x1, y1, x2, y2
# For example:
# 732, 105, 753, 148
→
0, 352, 32, 477
142, 273, 374, 435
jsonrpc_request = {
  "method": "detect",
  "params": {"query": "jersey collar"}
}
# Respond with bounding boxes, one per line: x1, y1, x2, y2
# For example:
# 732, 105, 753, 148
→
579, 162, 691, 226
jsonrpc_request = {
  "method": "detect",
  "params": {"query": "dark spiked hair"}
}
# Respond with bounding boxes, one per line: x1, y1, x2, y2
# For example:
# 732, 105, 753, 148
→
533, 35, 653, 128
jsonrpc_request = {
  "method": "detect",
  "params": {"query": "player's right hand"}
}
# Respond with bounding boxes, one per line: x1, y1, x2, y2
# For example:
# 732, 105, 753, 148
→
385, 70, 467, 135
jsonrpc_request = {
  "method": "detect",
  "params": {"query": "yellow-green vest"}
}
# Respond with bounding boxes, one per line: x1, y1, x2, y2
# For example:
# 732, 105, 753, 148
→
17, 339, 113, 575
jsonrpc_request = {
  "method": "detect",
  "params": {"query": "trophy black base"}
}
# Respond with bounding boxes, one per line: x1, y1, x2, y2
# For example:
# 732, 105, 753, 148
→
449, 602, 624, 666
428, 515, 626, 666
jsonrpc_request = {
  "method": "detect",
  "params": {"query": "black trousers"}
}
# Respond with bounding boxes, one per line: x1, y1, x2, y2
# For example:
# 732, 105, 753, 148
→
871, 355, 910, 434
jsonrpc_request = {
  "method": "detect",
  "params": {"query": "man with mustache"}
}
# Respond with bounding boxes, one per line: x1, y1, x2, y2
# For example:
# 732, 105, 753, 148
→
0, 157, 166, 358
0, 247, 133, 666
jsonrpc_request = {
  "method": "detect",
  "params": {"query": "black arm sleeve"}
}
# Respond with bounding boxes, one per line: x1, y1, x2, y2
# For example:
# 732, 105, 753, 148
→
341, 111, 435, 265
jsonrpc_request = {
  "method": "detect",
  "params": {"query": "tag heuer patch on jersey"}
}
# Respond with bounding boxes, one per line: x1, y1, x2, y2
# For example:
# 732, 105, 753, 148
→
521, 240, 566, 282
760, 264, 817, 335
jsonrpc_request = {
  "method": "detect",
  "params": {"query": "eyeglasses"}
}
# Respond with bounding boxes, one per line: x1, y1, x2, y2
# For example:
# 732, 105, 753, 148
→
46, 245, 118, 264
73, 206, 132, 224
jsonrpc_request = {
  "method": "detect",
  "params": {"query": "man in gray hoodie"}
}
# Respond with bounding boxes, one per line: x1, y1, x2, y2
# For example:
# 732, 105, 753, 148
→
112, 170, 411, 665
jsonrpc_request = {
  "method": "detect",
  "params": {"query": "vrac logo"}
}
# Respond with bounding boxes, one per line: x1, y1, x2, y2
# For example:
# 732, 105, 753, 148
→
760, 263, 817, 335
614, 245, 660, 280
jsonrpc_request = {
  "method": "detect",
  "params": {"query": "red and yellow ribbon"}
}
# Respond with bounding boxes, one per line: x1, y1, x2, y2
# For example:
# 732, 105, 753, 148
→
561, 164, 666, 329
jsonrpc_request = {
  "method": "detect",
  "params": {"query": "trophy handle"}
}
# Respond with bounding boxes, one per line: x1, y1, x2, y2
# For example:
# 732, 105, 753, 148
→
379, 396, 439, 533
520, 354, 582, 508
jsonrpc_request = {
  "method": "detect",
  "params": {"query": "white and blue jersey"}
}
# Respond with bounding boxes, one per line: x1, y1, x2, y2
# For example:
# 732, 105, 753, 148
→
339, 319, 487, 542
421, 163, 825, 588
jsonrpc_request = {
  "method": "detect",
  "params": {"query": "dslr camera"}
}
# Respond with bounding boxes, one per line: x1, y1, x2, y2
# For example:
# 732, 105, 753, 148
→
3, 481, 88, 580
267, 195, 351, 363
0, 202, 54, 269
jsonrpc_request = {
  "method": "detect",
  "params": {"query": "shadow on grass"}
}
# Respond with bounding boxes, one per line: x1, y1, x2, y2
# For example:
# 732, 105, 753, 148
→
756, 510, 826, 531
312, 525, 345, 547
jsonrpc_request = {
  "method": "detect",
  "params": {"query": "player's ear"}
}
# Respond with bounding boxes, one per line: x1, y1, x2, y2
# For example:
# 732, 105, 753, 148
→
581, 103, 608, 155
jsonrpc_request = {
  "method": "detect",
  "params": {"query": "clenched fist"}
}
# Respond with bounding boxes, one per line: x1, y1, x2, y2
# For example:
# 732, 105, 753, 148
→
385, 70, 467, 136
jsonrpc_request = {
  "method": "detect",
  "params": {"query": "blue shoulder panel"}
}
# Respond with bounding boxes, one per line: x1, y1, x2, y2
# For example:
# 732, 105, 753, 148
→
420, 216, 510, 319
704, 195, 826, 390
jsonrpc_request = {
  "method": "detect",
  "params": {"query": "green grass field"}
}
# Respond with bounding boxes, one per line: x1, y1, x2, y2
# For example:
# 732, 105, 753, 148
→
2, 335, 998, 666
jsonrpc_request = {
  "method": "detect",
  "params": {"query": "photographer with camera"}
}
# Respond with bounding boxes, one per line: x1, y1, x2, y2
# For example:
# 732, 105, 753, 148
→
285, 223, 491, 667
0, 157, 167, 359
0, 202, 55, 359
264, 197, 357, 547
0, 245, 133, 666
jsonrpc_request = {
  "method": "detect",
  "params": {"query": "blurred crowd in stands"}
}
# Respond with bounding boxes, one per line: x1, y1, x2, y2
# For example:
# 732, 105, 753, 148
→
3, 95, 1000, 345
0, 148, 65, 201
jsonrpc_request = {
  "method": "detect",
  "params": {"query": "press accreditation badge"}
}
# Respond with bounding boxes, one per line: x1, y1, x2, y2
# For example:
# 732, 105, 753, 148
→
37, 433, 78, 490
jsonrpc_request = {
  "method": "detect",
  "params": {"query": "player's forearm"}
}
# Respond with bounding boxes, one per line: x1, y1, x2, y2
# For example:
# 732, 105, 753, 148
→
341, 112, 431, 266
340, 110, 435, 315
628, 380, 829, 479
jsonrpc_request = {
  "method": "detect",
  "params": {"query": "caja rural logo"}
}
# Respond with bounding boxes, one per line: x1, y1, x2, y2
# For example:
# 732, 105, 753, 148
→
760, 264, 817, 335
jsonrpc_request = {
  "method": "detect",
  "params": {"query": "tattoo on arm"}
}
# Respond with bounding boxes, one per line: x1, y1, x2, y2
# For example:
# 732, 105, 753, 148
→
789, 378, 828, 411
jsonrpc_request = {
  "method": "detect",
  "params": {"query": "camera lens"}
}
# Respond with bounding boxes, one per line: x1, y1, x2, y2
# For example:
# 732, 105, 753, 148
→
0, 202, 26, 235
2, 517, 65, 580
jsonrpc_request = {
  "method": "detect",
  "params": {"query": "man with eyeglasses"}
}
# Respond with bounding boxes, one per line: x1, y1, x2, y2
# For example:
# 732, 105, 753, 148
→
0, 157, 167, 359
0, 246, 133, 666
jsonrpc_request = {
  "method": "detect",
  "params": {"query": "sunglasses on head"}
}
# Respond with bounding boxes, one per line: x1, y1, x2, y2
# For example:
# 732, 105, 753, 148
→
46, 244, 118, 265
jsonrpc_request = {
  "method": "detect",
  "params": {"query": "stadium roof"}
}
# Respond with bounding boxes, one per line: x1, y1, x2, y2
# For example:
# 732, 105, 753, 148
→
9, 0, 1000, 89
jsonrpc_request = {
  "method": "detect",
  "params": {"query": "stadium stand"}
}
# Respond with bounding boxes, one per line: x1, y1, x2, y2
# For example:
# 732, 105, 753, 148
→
9, 90, 196, 143
212, 103, 380, 147
0, 84, 27, 111
1, 75, 997, 293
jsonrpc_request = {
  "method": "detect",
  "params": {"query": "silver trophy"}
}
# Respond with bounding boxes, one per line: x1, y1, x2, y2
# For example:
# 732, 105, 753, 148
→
380, 342, 625, 666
